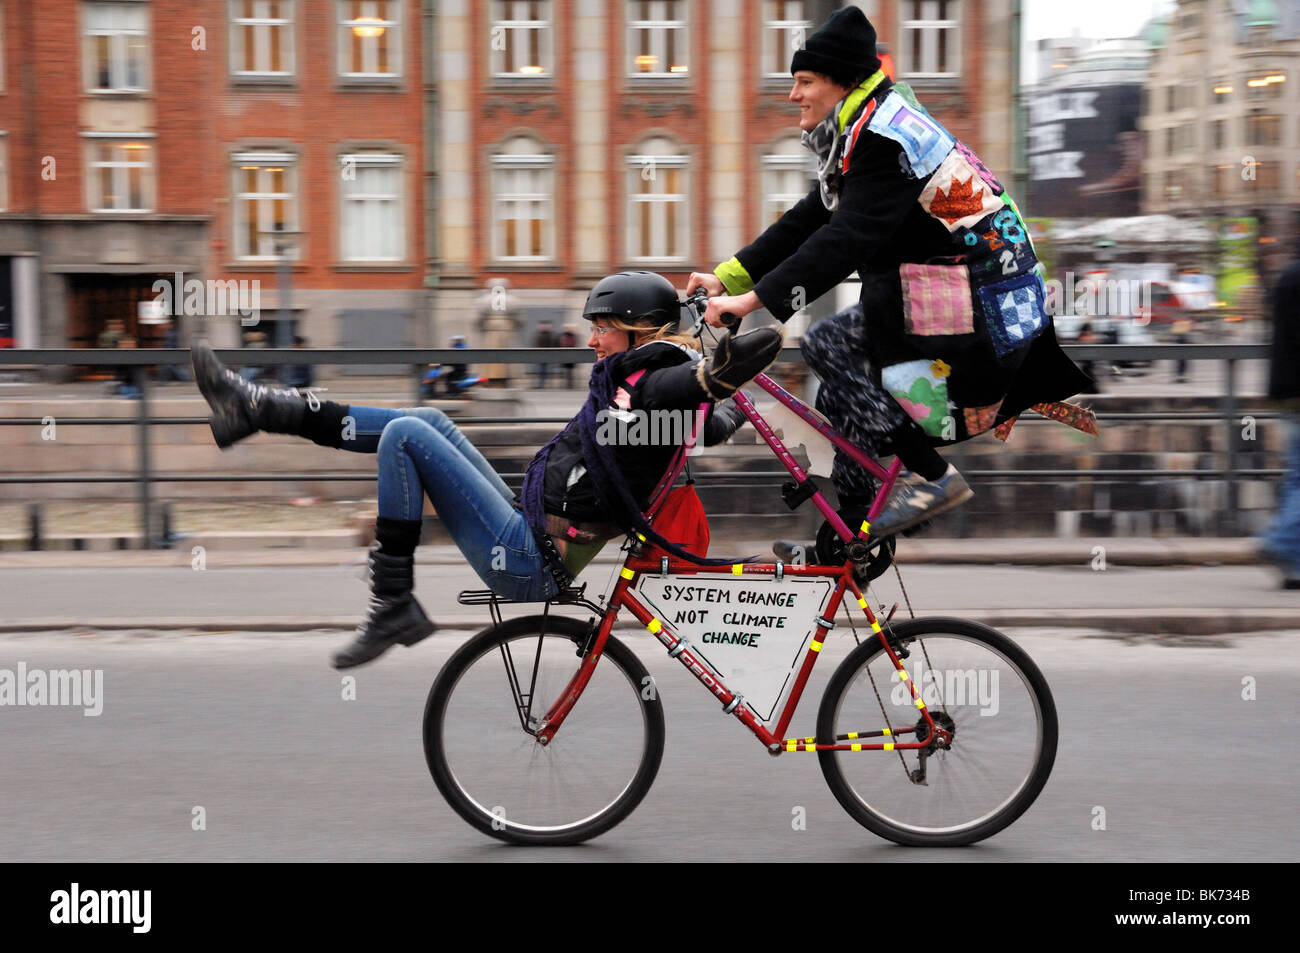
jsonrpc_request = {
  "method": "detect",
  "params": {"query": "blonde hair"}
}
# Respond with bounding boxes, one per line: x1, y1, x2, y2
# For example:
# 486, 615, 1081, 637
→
601, 315, 701, 351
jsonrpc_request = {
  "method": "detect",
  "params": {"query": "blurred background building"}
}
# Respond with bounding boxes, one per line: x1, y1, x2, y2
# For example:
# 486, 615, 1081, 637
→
0, 0, 1015, 364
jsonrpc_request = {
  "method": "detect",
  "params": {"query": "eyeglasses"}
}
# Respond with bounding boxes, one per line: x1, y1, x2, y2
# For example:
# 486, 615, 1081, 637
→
590, 325, 617, 338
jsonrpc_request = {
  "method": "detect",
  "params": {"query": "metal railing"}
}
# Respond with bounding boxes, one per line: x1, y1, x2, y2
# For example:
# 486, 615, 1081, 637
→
0, 344, 1279, 546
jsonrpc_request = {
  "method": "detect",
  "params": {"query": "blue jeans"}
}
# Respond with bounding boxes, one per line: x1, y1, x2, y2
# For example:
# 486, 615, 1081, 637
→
343, 406, 558, 603
1260, 413, 1300, 575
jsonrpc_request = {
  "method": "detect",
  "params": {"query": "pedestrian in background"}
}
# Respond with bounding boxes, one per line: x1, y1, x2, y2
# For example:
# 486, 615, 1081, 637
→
533, 320, 556, 389
559, 324, 579, 388
1259, 260, 1300, 589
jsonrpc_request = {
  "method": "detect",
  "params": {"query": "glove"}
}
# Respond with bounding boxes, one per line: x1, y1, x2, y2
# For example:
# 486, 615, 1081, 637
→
695, 328, 783, 400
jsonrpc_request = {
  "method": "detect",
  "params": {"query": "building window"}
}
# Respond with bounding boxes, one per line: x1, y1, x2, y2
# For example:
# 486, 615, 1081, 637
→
84, 2, 149, 92
627, 137, 688, 261
491, 1, 551, 77
233, 153, 299, 260
337, 0, 401, 79
1245, 159, 1279, 193
340, 153, 404, 261
900, 0, 960, 78
0, 137, 7, 211
230, 0, 294, 78
762, 140, 812, 225
763, 1, 811, 79
628, 1, 688, 77
1165, 86, 1175, 112
491, 136, 554, 261
86, 138, 154, 211
1246, 112, 1281, 147
1212, 164, 1231, 199
1212, 78, 1232, 102
1212, 119, 1227, 150
1245, 70, 1286, 99
1164, 127, 1175, 155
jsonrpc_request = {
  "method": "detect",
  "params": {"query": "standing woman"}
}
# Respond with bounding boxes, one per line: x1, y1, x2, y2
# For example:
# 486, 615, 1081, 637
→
688, 7, 1094, 536
191, 272, 780, 668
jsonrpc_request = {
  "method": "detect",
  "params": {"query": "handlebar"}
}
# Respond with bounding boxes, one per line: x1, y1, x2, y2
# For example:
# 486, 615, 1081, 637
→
684, 288, 740, 333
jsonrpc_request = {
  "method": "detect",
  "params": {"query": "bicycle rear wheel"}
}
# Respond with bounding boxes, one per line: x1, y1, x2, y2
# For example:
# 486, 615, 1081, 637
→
423, 614, 664, 845
817, 617, 1057, 847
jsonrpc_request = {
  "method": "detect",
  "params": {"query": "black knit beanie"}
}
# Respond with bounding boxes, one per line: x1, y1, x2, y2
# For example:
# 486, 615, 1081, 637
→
790, 6, 881, 89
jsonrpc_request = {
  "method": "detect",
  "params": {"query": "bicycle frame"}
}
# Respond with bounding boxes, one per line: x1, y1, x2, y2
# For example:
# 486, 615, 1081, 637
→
532, 369, 951, 757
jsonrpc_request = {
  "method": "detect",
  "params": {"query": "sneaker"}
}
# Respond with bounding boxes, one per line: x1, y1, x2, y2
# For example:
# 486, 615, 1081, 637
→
772, 540, 815, 563
869, 465, 973, 538
1285, 578, 1300, 591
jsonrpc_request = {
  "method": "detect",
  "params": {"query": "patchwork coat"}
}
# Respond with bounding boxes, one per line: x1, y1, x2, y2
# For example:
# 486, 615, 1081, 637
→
715, 75, 1094, 444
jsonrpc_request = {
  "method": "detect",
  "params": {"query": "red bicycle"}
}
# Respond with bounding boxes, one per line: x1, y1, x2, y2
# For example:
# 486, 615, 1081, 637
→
423, 296, 1058, 847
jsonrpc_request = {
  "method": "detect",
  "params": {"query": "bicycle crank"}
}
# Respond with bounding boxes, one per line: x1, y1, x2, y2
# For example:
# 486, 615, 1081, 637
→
908, 711, 956, 785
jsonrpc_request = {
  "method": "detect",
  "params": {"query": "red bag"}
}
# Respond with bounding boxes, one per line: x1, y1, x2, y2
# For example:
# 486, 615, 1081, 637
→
643, 484, 710, 563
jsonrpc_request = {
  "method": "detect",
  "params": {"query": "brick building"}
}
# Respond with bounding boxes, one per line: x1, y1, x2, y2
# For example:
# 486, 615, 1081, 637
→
0, 0, 427, 364
434, 0, 1016, 345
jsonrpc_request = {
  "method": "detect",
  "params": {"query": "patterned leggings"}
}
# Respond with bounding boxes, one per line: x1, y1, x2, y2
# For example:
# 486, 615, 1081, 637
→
801, 303, 910, 499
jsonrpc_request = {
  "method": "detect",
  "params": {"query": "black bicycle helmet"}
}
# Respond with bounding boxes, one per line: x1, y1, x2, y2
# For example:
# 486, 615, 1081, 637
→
582, 271, 682, 329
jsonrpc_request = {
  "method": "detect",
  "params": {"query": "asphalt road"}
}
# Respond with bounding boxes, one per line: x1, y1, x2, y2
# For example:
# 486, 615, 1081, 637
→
0, 623, 1294, 862
2, 562, 1296, 628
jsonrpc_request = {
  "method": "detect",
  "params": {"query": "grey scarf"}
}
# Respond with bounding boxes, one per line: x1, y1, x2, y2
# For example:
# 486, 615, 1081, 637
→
801, 94, 871, 211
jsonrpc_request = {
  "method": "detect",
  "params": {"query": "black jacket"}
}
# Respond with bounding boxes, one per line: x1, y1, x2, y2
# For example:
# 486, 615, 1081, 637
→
1269, 263, 1300, 401
542, 342, 744, 524
725, 77, 1090, 443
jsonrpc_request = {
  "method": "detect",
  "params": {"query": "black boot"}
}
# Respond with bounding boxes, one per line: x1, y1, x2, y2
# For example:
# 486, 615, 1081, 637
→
191, 339, 308, 448
332, 548, 437, 669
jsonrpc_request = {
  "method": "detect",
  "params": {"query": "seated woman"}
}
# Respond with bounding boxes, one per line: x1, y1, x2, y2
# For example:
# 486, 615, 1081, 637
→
190, 272, 782, 669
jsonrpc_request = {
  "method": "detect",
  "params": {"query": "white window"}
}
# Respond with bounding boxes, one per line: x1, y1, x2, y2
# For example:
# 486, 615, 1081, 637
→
340, 153, 404, 261
233, 153, 299, 260
491, 137, 554, 261
763, 1, 811, 79
337, 0, 401, 79
86, 138, 154, 211
491, 1, 552, 77
230, 0, 295, 78
762, 139, 813, 226
627, 138, 688, 261
85, 2, 149, 92
900, 0, 960, 78
628, 1, 688, 77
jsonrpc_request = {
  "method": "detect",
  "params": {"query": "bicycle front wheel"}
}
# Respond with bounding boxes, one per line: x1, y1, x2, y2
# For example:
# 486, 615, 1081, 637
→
817, 618, 1057, 847
423, 615, 665, 846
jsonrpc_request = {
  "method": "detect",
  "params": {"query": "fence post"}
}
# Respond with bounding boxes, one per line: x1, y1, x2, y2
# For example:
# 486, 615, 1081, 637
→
28, 503, 41, 551
136, 365, 154, 549
1223, 358, 1239, 535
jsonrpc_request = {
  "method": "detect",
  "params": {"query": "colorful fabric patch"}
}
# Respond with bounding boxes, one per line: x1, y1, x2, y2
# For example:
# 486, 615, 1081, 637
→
899, 263, 976, 336
954, 141, 1004, 194
1031, 401, 1099, 437
962, 402, 1002, 436
993, 417, 1018, 442
882, 359, 951, 438
975, 270, 1049, 357
919, 150, 1004, 232
867, 91, 955, 180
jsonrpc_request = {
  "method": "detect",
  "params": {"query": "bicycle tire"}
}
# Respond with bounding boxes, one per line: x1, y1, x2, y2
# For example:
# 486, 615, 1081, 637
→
423, 614, 665, 846
817, 617, 1057, 847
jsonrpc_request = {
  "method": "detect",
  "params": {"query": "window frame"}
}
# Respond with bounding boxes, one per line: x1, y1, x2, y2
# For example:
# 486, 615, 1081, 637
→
336, 0, 403, 82
338, 152, 406, 263
625, 140, 689, 264
84, 134, 156, 212
229, 0, 296, 82
490, 137, 556, 263
898, 0, 961, 80
231, 151, 301, 262
626, 0, 689, 81
83, 1, 151, 94
762, 1, 811, 80
490, 1, 553, 80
